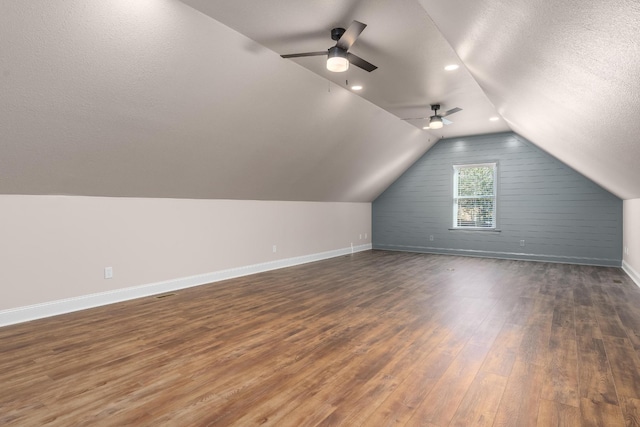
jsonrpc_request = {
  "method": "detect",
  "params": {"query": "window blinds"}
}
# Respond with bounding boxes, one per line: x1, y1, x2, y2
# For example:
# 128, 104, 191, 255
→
453, 164, 496, 228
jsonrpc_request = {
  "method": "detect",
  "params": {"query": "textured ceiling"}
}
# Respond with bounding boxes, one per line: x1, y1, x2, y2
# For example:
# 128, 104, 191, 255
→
417, 0, 640, 199
1, 0, 638, 202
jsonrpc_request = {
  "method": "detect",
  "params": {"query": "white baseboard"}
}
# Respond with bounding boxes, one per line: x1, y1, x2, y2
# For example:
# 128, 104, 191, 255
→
622, 260, 640, 288
0, 243, 372, 327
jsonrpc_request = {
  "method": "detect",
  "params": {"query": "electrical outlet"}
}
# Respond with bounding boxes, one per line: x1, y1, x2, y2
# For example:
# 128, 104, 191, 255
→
359, 234, 362, 240
520, 240, 525, 247
625, 247, 629, 255
429, 235, 434, 241
272, 245, 277, 253
364, 233, 367, 239
104, 267, 113, 279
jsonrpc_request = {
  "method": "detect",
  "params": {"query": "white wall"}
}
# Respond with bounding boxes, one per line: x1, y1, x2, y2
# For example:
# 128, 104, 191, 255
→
623, 198, 640, 286
0, 195, 370, 317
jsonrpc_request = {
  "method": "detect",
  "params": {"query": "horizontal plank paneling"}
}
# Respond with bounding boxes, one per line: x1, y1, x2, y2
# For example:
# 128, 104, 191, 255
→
373, 132, 622, 265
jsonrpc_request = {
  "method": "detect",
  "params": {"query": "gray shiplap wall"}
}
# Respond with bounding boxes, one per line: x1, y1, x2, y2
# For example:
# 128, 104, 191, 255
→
372, 132, 622, 266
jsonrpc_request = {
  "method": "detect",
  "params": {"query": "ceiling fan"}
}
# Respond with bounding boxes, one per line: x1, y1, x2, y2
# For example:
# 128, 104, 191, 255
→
281, 21, 377, 73
403, 104, 462, 129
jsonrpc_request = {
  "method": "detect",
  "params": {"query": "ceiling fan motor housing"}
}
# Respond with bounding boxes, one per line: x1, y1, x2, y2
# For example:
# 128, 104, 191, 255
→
331, 27, 346, 41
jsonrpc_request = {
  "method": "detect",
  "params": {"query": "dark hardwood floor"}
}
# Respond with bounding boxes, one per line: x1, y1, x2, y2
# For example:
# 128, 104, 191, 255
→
1, 250, 640, 426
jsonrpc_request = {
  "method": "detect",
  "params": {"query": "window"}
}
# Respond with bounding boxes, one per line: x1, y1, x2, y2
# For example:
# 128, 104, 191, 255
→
453, 163, 497, 229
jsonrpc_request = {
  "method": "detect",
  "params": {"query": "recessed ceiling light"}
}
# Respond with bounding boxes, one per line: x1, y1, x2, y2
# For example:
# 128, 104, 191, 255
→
444, 64, 459, 71
489, 116, 500, 121
351, 85, 363, 91
422, 126, 430, 130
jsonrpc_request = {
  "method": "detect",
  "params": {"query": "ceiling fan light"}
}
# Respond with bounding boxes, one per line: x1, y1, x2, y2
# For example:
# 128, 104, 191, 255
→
327, 46, 349, 72
429, 115, 444, 129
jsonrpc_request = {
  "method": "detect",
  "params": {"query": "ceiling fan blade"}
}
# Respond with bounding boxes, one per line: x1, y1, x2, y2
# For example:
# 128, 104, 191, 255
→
336, 20, 366, 50
281, 51, 327, 59
346, 53, 377, 72
401, 117, 429, 121
442, 107, 462, 117
442, 117, 453, 125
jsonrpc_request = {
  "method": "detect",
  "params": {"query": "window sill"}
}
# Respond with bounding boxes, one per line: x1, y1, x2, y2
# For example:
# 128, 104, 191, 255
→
448, 228, 501, 232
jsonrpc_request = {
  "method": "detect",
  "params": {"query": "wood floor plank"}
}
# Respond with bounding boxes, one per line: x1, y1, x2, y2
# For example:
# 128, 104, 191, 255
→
213, 317, 413, 426
597, 314, 629, 338
358, 341, 458, 426
448, 371, 508, 427
614, 301, 640, 351
580, 398, 625, 427
492, 360, 546, 427
576, 335, 618, 405
515, 300, 554, 367
601, 336, 640, 399
537, 399, 581, 426
313, 315, 460, 426
317, 297, 496, 427
480, 321, 525, 377
0, 251, 638, 426
574, 305, 603, 338
541, 326, 579, 407
551, 297, 576, 330
403, 343, 491, 426
262, 313, 452, 426
620, 396, 640, 427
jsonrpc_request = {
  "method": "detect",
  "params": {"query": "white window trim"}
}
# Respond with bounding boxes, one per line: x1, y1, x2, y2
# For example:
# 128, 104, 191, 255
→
452, 162, 497, 230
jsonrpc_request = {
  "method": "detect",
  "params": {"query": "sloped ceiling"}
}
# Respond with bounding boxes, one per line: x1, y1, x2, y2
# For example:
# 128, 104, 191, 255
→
0, 0, 432, 202
417, 0, 640, 200
2, 0, 638, 202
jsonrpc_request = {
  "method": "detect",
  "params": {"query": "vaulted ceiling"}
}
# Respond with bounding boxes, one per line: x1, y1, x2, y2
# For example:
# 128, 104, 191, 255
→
1, 0, 639, 202
418, 0, 640, 200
